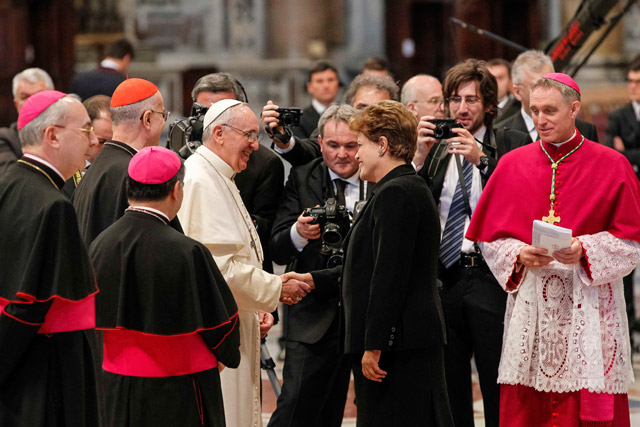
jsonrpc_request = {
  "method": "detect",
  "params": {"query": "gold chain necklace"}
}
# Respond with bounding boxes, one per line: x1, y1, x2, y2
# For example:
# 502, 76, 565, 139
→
538, 135, 584, 224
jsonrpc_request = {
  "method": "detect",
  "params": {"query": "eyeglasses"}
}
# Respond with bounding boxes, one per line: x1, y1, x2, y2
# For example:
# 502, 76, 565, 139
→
221, 124, 262, 143
628, 79, 640, 86
413, 97, 444, 106
448, 96, 481, 106
53, 125, 94, 140
139, 110, 170, 121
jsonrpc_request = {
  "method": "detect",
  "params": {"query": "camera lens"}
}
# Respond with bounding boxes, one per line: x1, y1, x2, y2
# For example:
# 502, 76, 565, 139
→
433, 124, 445, 139
323, 223, 342, 245
327, 253, 344, 268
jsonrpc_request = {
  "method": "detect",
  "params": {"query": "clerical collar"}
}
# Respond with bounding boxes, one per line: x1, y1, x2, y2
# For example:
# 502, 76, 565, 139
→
126, 206, 170, 224
100, 59, 120, 71
549, 130, 577, 147
327, 168, 359, 187
312, 98, 328, 116
22, 153, 65, 181
632, 100, 640, 121
541, 130, 581, 161
473, 125, 487, 144
196, 145, 236, 180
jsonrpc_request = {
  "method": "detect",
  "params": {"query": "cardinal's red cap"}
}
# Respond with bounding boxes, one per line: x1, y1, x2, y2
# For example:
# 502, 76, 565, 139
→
128, 146, 181, 184
543, 73, 580, 95
111, 78, 158, 107
17, 90, 67, 130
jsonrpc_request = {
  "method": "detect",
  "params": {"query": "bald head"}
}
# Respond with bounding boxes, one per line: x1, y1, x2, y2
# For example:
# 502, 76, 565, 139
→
401, 75, 444, 118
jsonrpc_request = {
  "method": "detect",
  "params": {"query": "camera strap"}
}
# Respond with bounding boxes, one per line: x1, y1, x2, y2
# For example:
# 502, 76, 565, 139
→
454, 153, 482, 255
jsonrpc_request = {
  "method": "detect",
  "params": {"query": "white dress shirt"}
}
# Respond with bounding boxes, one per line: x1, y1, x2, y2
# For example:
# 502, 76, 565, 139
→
521, 108, 538, 142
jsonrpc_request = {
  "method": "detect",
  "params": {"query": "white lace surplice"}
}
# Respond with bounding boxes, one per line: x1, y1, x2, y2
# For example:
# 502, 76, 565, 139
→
480, 232, 640, 394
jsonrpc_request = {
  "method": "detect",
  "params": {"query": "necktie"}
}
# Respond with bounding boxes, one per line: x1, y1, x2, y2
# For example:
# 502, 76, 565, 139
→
439, 156, 473, 268
334, 178, 347, 207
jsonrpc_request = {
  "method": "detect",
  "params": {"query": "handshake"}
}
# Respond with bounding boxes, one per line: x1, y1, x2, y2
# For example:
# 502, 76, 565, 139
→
279, 272, 315, 305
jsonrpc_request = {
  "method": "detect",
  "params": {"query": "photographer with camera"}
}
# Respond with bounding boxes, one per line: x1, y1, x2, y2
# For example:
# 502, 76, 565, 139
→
416, 59, 529, 427
261, 73, 399, 167
267, 104, 363, 427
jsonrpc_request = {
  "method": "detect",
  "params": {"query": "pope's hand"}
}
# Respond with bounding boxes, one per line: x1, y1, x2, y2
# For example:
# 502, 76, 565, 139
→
280, 273, 313, 304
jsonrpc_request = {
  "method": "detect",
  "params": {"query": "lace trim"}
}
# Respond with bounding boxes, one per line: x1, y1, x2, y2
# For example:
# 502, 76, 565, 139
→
481, 234, 639, 394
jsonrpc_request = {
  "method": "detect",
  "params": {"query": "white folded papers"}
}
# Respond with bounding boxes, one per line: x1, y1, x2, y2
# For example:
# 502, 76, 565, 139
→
532, 220, 572, 256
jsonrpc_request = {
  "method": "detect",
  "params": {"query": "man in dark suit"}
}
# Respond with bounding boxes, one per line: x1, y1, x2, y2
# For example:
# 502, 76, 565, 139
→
495, 50, 598, 142
190, 72, 284, 273
487, 58, 519, 122
293, 61, 340, 140
262, 73, 399, 167
267, 104, 361, 427
605, 55, 640, 346
417, 59, 529, 427
70, 39, 134, 101
0, 68, 54, 176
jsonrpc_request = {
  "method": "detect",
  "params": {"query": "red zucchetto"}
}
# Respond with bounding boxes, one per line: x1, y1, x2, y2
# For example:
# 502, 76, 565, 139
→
17, 90, 67, 130
542, 72, 580, 95
128, 146, 181, 184
111, 78, 159, 107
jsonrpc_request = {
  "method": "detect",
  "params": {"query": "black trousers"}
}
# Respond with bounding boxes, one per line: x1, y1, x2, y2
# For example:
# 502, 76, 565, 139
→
351, 347, 454, 427
267, 316, 351, 427
439, 261, 507, 427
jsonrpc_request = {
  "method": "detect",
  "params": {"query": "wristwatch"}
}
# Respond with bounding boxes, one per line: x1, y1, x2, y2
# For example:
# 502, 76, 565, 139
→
476, 155, 489, 169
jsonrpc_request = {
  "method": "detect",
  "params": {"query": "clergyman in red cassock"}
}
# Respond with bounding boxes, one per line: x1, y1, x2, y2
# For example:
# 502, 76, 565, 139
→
467, 73, 640, 427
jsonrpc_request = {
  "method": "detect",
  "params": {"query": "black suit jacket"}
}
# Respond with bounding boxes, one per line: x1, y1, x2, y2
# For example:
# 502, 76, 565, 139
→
235, 145, 284, 273
270, 158, 343, 344
496, 111, 599, 143
70, 67, 126, 101
418, 127, 530, 201
293, 104, 321, 140
314, 164, 446, 354
605, 103, 640, 174
496, 95, 521, 122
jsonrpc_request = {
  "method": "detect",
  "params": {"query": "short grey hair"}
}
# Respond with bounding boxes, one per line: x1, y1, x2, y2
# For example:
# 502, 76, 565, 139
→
344, 73, 399, 106
19, 94, 81, 148
317, 104, 358, 137
12, 68, 54, 97
511, 50, 554, 85
202, 103, 246, 142
530, 77, 580, 104
110, 92, 160, 125
191, 73, 246, 103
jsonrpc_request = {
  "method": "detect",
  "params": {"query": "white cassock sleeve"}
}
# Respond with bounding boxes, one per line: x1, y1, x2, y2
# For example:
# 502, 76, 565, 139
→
178, 172, 281, 313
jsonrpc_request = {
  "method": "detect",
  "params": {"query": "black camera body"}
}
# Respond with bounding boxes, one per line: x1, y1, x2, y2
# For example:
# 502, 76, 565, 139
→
429, 118, 463, 140
167, 102, 209, 160
303, 198, 351, 268
276, 108, 303, 128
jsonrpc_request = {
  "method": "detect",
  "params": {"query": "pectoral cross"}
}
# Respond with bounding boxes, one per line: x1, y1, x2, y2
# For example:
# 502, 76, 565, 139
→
542, 209, 561, 224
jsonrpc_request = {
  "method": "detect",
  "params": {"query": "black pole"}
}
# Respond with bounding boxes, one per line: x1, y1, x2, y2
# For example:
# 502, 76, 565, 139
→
448, 17, 529, 53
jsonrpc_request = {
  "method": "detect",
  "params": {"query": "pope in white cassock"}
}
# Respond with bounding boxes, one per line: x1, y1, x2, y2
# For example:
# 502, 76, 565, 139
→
178, 99, 311, 427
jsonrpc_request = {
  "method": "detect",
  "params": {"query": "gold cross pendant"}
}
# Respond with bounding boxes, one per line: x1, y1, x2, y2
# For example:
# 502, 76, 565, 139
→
542, 209, 561, 224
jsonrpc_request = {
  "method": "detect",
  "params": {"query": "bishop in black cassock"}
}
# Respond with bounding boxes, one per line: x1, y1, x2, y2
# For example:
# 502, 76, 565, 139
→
0, 91, 99, 426
90, 146, 240, 427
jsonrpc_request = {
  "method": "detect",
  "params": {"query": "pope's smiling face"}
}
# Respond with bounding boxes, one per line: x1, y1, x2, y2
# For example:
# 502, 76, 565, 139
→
219, 105, 260, 173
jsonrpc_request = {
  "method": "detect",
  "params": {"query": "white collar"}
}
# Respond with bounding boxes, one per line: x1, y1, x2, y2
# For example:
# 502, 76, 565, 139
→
197, 145, 236, 180
473, 125, 487, 143
327, 168, 360, 186
312, 98, 329, 115
497, 96, 509, 109
22, 153, 65, 180
550, 130, 577, 147
520, 108, 536, 132
100, 59, 120, 71
128, 205, 170, 222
